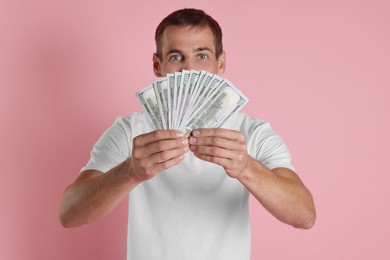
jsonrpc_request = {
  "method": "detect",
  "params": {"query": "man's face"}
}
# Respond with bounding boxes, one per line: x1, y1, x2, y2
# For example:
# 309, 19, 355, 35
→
153, 25, 226, 77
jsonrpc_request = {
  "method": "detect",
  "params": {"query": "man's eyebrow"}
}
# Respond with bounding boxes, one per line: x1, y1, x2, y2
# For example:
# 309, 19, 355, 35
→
166, 49, 183, 55
193, 47, 213, 53
165, 47, 214, 55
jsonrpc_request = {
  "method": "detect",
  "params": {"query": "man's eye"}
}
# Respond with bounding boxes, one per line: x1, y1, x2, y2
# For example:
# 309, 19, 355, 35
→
169, 55, 182, 61
198, 54, 209, 60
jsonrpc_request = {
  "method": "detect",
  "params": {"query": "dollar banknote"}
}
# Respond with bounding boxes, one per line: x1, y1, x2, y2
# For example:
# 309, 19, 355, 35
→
136, 84, 163, 130
136, 70, 249, 136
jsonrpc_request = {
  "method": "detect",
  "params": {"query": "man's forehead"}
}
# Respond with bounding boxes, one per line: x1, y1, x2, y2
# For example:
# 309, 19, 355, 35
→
160, 25, 216, 52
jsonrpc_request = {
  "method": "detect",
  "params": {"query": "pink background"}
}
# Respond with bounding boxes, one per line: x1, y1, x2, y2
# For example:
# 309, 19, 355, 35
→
1, 0, 389, 259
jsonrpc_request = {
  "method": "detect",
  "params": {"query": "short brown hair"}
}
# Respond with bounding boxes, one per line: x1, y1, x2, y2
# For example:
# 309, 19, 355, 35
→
155, 8, 223, 60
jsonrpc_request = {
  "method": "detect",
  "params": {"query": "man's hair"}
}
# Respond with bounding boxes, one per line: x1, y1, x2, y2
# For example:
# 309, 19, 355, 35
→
155, 8, 223, 60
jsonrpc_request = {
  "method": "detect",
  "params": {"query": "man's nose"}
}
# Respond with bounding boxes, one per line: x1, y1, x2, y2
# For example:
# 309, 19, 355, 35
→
182, 59, 196, 71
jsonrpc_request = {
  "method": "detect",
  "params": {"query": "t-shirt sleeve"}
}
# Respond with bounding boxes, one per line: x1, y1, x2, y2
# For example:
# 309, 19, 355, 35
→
248, 121, 295, 171
80, 117, 131, 173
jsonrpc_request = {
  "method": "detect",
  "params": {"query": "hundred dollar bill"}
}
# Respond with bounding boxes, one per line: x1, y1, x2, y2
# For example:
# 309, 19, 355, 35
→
179, 70, 201, 126
172, 72, 183, 129
182, 80, 249, 133
188, 71, 214, 114
136, 84, 163, 130
189, 70, 208, 103
153, 78, 169, 130
176, 70, 191, 129
166, 73, 175, 129
181, 70, 208, 122
181, 72, 224, 127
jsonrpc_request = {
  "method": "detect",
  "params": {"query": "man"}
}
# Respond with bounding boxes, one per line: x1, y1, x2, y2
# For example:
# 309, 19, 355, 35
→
60, 8, 315, 260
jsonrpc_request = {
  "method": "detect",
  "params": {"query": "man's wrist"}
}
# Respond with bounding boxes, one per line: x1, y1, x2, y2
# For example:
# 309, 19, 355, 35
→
236, 157, 265, 184
113, 160, 144, 187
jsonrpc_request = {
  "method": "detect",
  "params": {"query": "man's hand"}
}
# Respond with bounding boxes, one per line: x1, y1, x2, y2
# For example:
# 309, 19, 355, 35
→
188, 128, 249, 179
189, 128, 316, 228
129, 130, 190, 182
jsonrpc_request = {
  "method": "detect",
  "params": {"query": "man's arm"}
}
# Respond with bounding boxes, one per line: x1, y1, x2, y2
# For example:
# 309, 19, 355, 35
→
188, 128, 316, 229
59, 130, 189, 228
59, 163, 139, 228
238, 162, 315, 229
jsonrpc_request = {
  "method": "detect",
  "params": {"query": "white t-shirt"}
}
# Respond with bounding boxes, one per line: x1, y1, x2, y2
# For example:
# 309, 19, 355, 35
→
82, 111, 294, 260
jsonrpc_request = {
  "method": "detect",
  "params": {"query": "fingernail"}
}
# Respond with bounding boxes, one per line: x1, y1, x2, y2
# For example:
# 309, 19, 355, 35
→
177, 131, 184, 137
192, 130, 200, 136
182, 138, 188, 145
189, 137, 196, 144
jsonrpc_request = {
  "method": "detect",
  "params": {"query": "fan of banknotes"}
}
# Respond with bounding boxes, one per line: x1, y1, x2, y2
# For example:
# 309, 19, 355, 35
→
136, 70, 249, 136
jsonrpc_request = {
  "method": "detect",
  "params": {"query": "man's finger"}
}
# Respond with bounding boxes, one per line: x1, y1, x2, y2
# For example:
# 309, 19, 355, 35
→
139, 138, 188, 157
189, 136, 245, 151
134, 130, 185, 146
191, 128, 244, 141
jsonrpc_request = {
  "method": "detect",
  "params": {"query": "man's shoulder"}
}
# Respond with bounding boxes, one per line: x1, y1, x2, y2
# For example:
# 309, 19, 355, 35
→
114, 111, 152, 127
104, 111, 154, 138
225, 112, 270, 131
117, 111, 148, 123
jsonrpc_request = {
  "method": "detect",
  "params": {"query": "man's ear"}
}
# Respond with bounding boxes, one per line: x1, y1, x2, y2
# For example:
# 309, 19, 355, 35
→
217, 51, 226, 76
153, 53, 163, 77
